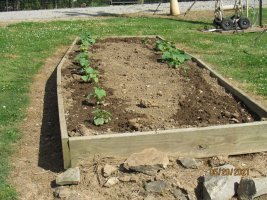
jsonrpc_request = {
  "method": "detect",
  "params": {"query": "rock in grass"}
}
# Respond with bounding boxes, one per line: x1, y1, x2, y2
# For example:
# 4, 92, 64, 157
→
144, 180, 169, 194
237, 177, 267, 200
179, 157, 203, 169
102, 164, 117, 177
56, 167, 80, 186
123, 148, 169, 176
103, 177, 119, 187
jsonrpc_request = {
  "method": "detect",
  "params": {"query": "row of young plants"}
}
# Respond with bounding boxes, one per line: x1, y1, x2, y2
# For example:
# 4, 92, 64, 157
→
75, 33, 111, 126
155, 40, 191, 68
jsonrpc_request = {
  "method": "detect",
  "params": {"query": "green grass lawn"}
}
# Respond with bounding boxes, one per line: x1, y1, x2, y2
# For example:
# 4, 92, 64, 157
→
0, 11, 266, 199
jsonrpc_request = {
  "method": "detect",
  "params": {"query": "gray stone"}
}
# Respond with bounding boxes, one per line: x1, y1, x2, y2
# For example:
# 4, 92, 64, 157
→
103, 177, 119, 187
179, 158, 203, 169
123, 148, 169, 176
56, 167, 80, 186
145, 180, 169, 194
203, 174, 240, 200
102, 164, 117, 177
237, 178, 256, 200
237, 177, 267, 200
171, 187, 188, 200
53, 186, 71, 198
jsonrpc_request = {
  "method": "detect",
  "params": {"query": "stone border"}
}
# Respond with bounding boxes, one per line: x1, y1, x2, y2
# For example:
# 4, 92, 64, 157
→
57, 36, 267, 169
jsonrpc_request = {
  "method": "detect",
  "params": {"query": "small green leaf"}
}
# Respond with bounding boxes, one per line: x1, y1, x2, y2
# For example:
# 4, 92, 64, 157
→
94, 118, 105, 126
81, 75, 89, 82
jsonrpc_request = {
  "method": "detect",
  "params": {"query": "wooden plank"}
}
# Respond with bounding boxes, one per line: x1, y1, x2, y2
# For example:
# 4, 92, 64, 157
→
69, 122, 267, 166
57, 37, 79, 169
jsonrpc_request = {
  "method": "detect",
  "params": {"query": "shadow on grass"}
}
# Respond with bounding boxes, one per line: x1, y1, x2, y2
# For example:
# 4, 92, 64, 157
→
39, 67, 64, 173
59, 10, 121, 17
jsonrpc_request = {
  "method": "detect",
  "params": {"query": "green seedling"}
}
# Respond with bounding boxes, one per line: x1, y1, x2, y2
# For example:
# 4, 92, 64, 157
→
75, 52, 90, 67
80, 32, 96, 46
161, 49, 191, 68
81, 67, 99, 83
87, 87, 106, 104
155, 40, 176, 52
75, 52, 89, 61
80, 43, 89, 52
92, 108, 112, 126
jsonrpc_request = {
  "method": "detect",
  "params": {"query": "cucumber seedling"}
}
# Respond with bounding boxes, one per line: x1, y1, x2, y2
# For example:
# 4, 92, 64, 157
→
87, 87, 106, 104
80, 32, 96, 46
75, 52, 90, 68
156, 40, 191, 68
161, 49, 191, 69
81, 67, 99, 83
92, 108, 112, 126
155, 40, 176, 52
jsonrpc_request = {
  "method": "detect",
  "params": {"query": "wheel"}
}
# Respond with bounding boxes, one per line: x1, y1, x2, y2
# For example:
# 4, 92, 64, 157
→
220, 18, 234, 30
238, 17, 251, 29
213, 18, 221, 28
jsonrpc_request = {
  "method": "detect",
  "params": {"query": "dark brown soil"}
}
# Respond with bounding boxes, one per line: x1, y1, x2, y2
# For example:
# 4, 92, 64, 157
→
61, 37, 257, 136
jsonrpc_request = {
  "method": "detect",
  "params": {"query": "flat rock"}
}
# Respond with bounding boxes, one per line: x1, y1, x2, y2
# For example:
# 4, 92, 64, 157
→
179, 158, 203, 169
144, 180, 169, 194
56, 167, 80, 186
123, 148, 169, 175
237, 177, 267, 200
203, 173, 240, 200
104, 177, 119, 187
102, 164, 117, 177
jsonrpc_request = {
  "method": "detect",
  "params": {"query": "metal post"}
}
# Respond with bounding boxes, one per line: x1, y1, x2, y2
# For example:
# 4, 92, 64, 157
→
6, 0, 8, 11
259, 0, 263, 27
246, 0, 249, 17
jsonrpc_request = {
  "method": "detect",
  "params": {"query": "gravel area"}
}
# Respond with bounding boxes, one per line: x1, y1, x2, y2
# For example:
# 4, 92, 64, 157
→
1, 0, 265, 21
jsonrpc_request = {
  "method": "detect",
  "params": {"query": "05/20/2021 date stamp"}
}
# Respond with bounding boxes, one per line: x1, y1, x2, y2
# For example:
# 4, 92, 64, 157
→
210, 168, 250, 176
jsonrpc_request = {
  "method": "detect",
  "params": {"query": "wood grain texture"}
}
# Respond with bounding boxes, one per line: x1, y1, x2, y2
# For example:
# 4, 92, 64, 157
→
69, 122, 267, 166
57, 37, 78, 169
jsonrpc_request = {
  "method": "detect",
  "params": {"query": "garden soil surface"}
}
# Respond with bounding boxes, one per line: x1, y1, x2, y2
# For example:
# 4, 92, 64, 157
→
62, 37, 257, 136
10, 40, 267, 200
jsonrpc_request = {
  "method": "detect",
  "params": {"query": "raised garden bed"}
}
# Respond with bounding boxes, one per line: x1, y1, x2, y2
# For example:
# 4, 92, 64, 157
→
57, 36, 267, 169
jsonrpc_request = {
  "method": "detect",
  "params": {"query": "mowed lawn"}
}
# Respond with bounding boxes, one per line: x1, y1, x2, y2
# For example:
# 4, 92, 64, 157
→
0, 10, 266, 199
